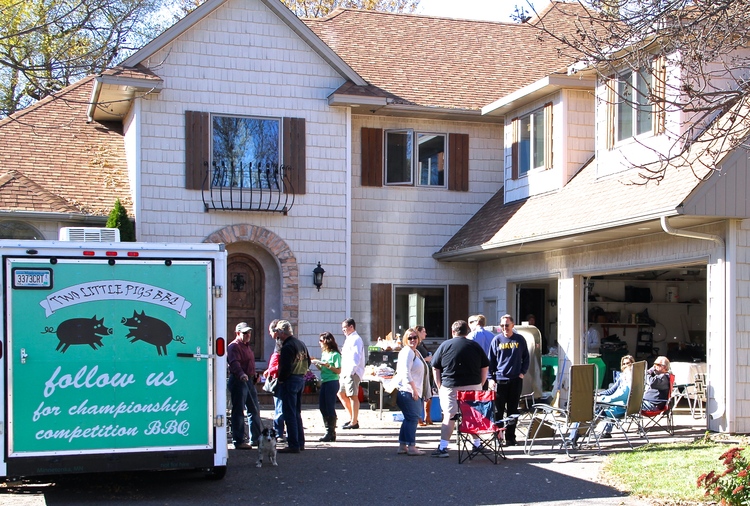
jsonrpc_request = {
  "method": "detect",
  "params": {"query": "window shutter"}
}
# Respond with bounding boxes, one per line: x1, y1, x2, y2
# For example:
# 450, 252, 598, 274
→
605, 78, 616, 149
544, 102, 553, 169
448, 133, 469, 191
652, 55, 667, 135
283, 117, 306, 195
371, 283, 392, 342
185, 110, 210, 190
361, 127, 383, 187
448, 284, 469, 327
511, 117, 519, 180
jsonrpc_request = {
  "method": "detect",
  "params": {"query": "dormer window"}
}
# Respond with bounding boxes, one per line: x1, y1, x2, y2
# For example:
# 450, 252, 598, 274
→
616, 69, 652, 142
605, 57, 666, 149
511, 102, 553, 179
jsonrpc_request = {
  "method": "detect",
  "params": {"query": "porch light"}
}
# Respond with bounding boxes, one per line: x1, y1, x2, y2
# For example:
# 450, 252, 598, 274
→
313, 262, 325, 291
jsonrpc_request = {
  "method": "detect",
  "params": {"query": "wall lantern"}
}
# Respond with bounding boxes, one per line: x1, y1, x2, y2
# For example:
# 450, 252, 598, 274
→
313, 262, 325, 291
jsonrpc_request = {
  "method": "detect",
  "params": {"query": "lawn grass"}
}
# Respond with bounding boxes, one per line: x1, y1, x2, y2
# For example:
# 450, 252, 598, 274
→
601, 436, 736, 504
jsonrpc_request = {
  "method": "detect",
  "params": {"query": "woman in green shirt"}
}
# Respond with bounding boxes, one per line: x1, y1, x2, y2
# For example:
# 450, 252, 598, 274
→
314, 331, 342, 442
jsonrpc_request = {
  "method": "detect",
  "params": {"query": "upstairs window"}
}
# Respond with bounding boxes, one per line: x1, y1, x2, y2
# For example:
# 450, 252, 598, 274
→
362, 128, 468, 191
518, 109, 545, 175
211, 115, 280, 188
385, 130, 446, 186
512, 102, 553, 179
605, 58, 666, 149
185, 111, 306, 197
616, 69, 652, 142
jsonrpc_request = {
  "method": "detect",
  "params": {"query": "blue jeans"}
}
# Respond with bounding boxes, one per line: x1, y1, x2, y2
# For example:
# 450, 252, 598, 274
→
228, 375, 262, 445
319, 380, 340, 418
273, 395, 285, 438
279, 374, 305, 449
396, 390, 421, 446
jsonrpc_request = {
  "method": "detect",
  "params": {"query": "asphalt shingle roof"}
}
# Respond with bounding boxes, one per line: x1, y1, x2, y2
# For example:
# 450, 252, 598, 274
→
304, 1, 588, 111
0, 76, 130, 217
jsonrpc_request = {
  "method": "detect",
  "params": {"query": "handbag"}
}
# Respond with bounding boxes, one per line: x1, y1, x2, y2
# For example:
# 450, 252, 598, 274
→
262, 377, 278, 395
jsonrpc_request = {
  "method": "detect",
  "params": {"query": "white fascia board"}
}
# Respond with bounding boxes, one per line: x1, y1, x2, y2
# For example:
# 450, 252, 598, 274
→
121, 0, 366, 86
482, 74, 596, 116
327, 94, 388, 107
121, 0, 225, 67
96, 75, 164, 92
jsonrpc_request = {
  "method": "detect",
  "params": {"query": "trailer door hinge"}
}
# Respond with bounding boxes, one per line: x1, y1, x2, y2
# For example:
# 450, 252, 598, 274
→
212, 286, 222, 298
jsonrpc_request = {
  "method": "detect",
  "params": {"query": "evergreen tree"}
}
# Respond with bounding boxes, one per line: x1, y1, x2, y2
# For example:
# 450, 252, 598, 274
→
106, 199, 135, 242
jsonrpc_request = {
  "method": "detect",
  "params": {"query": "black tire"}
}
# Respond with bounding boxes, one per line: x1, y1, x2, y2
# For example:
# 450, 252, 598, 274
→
205, 465, 227, 480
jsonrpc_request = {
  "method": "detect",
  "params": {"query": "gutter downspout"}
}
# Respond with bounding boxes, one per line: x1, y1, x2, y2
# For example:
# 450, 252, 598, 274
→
345, 108, 352, 317
660, 215, 731, 431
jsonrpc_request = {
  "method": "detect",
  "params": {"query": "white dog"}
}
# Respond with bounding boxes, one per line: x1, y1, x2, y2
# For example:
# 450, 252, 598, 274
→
256, 427, 278, 467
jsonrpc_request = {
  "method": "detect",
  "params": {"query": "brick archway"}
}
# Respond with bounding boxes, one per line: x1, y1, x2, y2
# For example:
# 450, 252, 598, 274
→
205, 225, 298, 330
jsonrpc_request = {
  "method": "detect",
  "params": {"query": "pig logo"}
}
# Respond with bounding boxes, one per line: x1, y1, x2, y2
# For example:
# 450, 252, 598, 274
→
121, 310, 178, 356
43, 316, 112, 353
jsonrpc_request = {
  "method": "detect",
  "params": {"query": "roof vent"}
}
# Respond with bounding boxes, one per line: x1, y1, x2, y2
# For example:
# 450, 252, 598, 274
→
59, 227, 121, 242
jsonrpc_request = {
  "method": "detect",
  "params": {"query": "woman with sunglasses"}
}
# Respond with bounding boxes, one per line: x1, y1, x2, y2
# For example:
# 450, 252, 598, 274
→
394, 328, 430, 456
313, 332, 341, 442
568, 354, 635, 444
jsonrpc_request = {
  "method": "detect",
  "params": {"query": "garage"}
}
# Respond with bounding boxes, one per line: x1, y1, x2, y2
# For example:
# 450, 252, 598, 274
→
584, 264, 707, 390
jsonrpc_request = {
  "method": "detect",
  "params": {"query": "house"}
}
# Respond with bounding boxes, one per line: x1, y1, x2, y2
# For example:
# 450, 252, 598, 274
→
1, 0, 746, 433
0, 76, 131, 240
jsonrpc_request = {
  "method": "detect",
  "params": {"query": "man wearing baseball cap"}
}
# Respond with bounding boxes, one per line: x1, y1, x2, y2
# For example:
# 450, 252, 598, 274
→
227, 322, 263, 450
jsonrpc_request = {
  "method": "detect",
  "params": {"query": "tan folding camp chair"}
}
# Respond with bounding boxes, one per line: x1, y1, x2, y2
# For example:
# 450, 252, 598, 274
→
591, 360, 646, 449
524, 363, 597, 457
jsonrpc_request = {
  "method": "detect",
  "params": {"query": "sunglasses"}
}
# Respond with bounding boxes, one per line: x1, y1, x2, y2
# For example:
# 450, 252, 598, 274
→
407, 336, 418, 340
499, 324, 511, 327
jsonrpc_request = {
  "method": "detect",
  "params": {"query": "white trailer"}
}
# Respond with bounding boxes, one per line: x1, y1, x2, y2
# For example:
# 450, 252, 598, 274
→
0, 240, 228, 479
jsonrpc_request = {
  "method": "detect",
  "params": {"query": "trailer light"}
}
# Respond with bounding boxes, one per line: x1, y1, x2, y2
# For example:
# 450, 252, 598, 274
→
127, 252, 139, 257
83, 251, 95, 256
25, 249, 38, 255
105, 251, 118, 257
216, 337, 225, 356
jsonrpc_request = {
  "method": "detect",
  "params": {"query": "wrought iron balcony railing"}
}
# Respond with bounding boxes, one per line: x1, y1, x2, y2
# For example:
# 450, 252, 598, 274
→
201, 161, 295, 214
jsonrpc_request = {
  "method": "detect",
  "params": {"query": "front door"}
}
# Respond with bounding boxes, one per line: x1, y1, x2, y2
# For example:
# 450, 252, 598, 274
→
227, 253, 264, 360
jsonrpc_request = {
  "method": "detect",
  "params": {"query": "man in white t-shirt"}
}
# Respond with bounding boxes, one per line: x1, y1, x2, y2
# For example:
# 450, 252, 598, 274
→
337, 318, 365, 429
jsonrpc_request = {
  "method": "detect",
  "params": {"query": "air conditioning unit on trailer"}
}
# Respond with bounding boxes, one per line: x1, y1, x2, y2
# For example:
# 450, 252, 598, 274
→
58, 227, 121, 242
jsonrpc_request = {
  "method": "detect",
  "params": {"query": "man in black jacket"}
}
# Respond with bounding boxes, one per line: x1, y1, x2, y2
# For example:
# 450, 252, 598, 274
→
275, 320, 311, 453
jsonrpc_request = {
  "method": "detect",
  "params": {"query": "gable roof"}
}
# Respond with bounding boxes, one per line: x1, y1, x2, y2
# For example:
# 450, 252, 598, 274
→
305, 1, 588, 112
0, 76, 130, 218
0, 171, 82, 214
121, 0, 365, 86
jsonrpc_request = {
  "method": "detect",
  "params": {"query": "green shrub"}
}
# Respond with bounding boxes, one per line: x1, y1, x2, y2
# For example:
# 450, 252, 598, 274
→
106, 199, 135, 242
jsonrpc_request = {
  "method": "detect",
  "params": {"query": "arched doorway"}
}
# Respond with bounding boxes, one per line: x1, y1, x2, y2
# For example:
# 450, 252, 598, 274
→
227, 253, 264, 359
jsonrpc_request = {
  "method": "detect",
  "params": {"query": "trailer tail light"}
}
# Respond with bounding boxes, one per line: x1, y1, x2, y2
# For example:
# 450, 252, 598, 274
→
83, 251, 95, 256
216, 337, 225, 356
127, 252, 139, 257
105, 251, 118, 257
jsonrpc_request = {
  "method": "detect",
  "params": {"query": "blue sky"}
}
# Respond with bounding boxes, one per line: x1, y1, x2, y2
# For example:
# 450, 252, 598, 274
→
415, 0, 551, 23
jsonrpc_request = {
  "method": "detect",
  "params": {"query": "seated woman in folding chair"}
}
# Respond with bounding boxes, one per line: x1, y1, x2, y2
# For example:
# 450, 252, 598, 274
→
568, 355, 634, 445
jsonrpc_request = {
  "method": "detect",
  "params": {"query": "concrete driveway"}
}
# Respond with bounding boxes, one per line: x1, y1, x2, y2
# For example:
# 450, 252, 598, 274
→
0, 404, 706, 506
